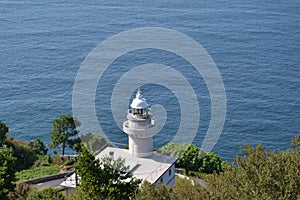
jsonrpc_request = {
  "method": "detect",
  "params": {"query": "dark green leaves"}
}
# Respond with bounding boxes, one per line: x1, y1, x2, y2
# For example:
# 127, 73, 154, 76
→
49, 114, 81, 155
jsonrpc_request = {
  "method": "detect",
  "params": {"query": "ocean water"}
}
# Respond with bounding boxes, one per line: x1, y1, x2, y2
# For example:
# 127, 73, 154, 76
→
0, 0, 299, 161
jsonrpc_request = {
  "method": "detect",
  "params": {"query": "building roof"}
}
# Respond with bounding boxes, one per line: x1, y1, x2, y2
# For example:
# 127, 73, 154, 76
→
60, 147, 177, 189
130, 89, 149, 109
95, 147, 177, 183
60, 173, 77, 189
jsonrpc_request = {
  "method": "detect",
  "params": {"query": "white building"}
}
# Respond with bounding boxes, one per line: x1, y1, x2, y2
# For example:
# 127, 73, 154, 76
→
61, 89, 177, 196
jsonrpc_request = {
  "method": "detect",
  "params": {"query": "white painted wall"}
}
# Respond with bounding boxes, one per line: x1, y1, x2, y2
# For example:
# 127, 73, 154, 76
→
155, 163, 176, 188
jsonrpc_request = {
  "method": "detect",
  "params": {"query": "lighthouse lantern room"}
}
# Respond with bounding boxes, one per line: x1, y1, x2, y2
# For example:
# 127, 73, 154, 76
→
123, 89, 156, 158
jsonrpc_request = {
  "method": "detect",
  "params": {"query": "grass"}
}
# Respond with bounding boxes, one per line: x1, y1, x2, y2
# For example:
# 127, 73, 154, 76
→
16, 165, 61, 182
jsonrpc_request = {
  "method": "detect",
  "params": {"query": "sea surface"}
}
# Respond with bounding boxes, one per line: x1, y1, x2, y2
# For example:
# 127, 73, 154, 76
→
0, 0, 299, 161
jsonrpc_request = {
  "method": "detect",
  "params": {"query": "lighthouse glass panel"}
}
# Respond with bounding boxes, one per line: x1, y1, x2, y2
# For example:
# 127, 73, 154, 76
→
143, 108, 148, 116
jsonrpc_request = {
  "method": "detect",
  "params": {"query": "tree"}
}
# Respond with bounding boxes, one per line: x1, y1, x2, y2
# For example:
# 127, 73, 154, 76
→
28, 139, 48, 155
0, 147, 16, 200
161, 142, 224, 175
176, 144, 203, 174
75, 146, 141, 200
198, 152, 224, 174
49, 114, 81, 155
0, 121, 9, 146
8, 139, 37, 171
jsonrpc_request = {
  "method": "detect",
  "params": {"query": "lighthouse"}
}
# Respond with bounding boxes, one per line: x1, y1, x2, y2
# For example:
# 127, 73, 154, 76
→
61, 89, 178, 194
123, 89, 156, 158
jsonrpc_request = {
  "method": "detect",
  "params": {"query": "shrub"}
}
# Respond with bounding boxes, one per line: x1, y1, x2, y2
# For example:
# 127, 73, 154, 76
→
27, 187, 65, 200
52, 154, 65, 165
5, 138, 37, 171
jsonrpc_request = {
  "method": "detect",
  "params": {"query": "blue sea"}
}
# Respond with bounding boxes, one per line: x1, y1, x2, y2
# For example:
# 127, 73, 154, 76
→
0, 0, 299, 161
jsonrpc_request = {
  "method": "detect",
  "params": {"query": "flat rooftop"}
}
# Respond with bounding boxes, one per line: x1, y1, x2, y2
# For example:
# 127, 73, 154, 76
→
95, 147, 177, 183
60, 147, 177, 188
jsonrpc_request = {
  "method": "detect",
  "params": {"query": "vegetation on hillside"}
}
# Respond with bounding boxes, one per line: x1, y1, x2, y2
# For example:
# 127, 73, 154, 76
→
0, 147, 16, 200
27, 187, 65, 200
0, 118, 299, 200
160, 142, 225, 175
137, 136, 300, 200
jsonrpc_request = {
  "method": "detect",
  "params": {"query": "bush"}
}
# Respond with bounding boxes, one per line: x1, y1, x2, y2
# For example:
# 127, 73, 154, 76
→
27, 187, 65, 200
52, 154, 65, 165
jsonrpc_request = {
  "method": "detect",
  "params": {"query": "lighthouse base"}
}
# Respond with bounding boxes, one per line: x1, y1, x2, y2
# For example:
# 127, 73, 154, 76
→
128, 136, 153, 158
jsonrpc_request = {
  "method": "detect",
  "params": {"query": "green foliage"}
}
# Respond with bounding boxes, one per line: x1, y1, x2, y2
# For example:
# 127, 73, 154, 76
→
28, 139, 48, 155
8, 139, 38, 171
0, 147, 16, 200
49, 114, 81, 155
75, 146, 141, 200
0, 121, 9, 146
0, 121, 37, 171
135, 179, 204, 200
290, 135, 300, 150
161, 142, 224, 175
9, 183, 33, 200
176, 144, 205, 173
51, 154, 65, 165
139, 138, 300, 200
160, 142, 192, 158
135, 181, 173, 200
200, 143, 300, 199
33, 155, 51, 167
66, 187, 88, 200
63, 158, 75, 166
173, 177, 205, 200
15, 165, 60, 182
80, 133, 111, 155
27, 187, 65, 200
198, 152, 224, 174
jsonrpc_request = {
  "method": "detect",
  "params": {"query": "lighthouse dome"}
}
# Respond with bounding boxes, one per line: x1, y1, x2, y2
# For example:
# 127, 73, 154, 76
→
130, 89, 149, 109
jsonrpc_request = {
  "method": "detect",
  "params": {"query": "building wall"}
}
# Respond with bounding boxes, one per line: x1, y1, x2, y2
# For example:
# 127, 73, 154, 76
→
128, 136, 153, 157
155, 163, 176, 188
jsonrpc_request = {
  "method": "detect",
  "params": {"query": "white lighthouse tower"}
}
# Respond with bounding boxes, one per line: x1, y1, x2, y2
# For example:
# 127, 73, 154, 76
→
123, 89, 156, 158
61, 89, 177, 194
